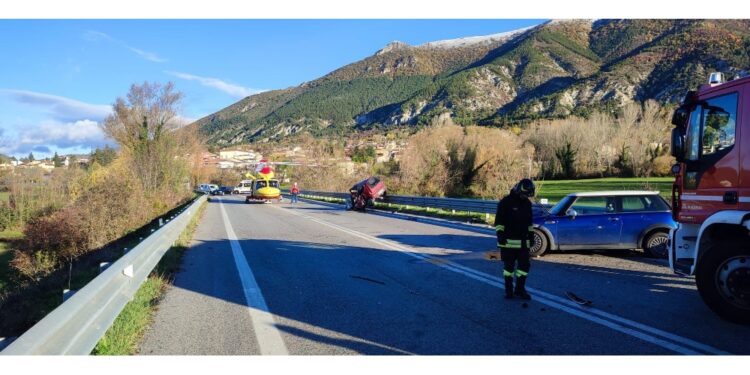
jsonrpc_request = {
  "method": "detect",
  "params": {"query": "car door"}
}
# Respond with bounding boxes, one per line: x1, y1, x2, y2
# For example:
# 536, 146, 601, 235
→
557, 196, 622, 249
617, 195, 670, 248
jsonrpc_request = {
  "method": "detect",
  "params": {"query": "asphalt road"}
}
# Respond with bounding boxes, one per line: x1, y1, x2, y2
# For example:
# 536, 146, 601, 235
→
139, 195, 750, 355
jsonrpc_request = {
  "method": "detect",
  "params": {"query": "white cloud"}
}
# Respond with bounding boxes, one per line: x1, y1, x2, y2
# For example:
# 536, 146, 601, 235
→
0, 119, 110, 157
82, 30, 112, 42
20, 119, 105, 146
84, 30, 167, 63
127, 46, 167, 63
166, 71, 264, 98
1, 89, 112, 122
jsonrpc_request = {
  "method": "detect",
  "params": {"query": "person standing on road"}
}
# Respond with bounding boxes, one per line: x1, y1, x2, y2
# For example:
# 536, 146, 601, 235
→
291, 182, 300, 204
494, 178, 536, 300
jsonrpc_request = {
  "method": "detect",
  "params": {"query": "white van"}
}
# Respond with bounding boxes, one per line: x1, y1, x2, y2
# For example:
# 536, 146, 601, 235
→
233, 180, 254, 194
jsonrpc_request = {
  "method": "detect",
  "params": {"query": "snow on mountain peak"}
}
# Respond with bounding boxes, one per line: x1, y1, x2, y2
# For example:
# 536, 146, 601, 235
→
417, 25, 537, 49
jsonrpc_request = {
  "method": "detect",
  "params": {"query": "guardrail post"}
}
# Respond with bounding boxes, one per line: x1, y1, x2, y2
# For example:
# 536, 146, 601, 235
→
99, 262, 111, 274
62, 289, 76, 302
159, 218, 164, 227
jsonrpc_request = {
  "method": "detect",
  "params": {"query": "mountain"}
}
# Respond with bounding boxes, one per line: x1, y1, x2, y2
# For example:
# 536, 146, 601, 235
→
195, 19, 750, 146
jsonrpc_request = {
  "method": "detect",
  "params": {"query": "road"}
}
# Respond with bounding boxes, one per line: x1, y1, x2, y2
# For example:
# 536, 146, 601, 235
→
138, 195, 750, 355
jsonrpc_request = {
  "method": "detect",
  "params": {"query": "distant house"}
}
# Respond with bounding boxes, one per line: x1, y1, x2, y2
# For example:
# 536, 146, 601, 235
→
219, 150, 257, 161
217, 159, 236, 169
201, 152, 220, 166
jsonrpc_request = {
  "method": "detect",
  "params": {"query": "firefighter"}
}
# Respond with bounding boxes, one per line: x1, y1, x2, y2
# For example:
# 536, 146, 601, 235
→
494, 178, 535, 300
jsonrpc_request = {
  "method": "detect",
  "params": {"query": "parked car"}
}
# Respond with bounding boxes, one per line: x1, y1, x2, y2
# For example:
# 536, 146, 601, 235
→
196, 183, 219, 195
213, 186, 233, 195
529, 191, 676, 258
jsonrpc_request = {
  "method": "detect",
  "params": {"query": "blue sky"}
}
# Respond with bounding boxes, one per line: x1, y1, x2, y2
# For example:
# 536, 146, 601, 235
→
0, 19, 544, 158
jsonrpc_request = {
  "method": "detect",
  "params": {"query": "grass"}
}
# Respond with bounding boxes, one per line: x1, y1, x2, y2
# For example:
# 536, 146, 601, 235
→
535, 177, 673, 204
92, 198, 207, 355
0, 230, 23, 294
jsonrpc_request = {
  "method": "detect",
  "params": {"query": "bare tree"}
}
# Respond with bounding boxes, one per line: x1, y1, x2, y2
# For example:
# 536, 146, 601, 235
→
101, 82, 191, 194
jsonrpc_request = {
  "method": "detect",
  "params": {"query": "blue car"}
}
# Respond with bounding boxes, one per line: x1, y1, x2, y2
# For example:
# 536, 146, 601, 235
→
530, 191, 676, 258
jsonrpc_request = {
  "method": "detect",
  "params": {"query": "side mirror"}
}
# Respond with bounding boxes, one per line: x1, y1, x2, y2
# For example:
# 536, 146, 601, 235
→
671, 106, 689, 128
671, 164, 681, 175
671, 127, 685, 162
566, 209, 578, 218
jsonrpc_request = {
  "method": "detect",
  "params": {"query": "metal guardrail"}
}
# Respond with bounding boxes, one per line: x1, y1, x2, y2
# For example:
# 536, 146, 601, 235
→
0, 195, 207, 355
287, 190, 551, 216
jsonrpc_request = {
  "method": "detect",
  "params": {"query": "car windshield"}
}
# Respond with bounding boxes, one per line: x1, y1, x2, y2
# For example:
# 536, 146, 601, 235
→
548, 196, 574, 216
269, 180, 279, 188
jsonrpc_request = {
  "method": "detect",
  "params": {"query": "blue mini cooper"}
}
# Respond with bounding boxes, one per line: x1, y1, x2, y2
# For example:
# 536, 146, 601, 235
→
530, 191, 676, 258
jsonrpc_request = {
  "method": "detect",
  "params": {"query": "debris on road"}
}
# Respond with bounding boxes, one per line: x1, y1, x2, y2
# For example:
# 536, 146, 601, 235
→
484, 251, 501, 261
565, 291, 593, 306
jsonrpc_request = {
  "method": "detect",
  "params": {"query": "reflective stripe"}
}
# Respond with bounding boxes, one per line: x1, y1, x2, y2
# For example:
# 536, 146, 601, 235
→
528, 226, 534, 231
516, 269, 528, 277
497, 243, 502, 248
495, 225, 505, 232
506, 239, 522, 246
500, 244, 522, 249
503, 270, 514, 277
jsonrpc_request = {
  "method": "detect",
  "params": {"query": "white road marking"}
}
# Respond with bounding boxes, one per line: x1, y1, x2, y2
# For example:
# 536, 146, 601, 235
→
218, 198, 289, 355
274, 203, 731, 355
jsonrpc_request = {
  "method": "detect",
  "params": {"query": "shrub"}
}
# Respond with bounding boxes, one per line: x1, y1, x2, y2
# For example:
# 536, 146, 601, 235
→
0, 202, 14, 232
14, 208, 87, 280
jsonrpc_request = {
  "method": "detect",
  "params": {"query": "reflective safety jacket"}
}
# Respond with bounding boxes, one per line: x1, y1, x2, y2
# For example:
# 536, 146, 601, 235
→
494, 192, 533, 249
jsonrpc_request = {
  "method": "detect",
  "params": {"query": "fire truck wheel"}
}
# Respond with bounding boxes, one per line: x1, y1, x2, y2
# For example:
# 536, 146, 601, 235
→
696, 244, 750, 324
643, 231, 669, 258
529, 229, 548, 257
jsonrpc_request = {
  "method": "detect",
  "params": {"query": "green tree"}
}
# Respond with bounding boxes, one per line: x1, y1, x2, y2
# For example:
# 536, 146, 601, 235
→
52, 152, 63, 168
351, 145, 376, 163
28, 152, 35, 162
90, 146, 117, 168
443, 141, 487, 197
555, 141, 578, 179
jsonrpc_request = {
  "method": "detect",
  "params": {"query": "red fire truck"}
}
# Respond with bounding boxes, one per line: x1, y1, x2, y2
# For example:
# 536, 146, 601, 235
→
669, 72, 750, 324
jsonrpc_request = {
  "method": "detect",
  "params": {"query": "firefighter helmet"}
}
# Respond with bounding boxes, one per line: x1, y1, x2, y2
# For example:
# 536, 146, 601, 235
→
512, 178, 536, 197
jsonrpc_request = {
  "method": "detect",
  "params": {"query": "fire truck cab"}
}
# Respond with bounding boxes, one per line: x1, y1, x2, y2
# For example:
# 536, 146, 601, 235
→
669, 72, 750, 324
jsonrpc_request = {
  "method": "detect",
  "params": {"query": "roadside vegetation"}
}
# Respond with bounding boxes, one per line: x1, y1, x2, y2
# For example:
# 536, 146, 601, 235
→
0, 82, 211, 339
92, 198, 207, 355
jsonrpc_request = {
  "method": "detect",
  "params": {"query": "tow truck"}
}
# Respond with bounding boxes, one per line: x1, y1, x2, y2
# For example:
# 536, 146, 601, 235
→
669, 72, 750, 324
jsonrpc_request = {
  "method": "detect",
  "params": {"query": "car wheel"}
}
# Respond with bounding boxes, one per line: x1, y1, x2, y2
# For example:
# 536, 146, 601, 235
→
529, 229, 548, 257
643, 231, 669, 258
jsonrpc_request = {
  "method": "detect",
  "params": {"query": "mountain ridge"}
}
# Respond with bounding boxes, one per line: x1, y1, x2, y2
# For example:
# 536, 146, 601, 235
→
195, 19, 750, 146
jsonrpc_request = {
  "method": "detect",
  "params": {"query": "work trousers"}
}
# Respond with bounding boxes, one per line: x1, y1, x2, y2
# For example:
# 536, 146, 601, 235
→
500, 242, 530, 278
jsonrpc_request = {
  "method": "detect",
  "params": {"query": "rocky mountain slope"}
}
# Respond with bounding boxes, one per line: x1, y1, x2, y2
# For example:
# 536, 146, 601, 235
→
196, 19, 750, 146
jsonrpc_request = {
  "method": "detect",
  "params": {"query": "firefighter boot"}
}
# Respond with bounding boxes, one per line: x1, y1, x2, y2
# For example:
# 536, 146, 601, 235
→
514, 276, 531, 300
504, 277, 514, 299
